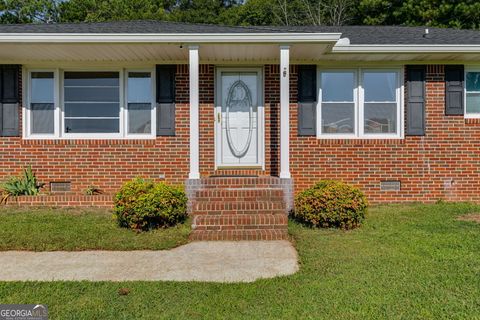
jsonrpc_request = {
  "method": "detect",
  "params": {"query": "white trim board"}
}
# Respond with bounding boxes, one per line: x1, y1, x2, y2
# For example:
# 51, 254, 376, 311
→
0, 33, 342, 43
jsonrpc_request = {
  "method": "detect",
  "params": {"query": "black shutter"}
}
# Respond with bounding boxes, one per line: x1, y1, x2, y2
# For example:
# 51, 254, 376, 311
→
445, 65, 464, 115
298, 65, 316, 102
156, 65, 175, 103
0, 65, 20, 136
156, 65, 176, 136
406, 65, 426, 136
1, 65, 19, 103
298, 65, 317, 136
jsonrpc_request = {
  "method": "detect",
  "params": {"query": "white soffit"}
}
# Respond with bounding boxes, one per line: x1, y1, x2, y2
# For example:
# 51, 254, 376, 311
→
0, 43, 334, 63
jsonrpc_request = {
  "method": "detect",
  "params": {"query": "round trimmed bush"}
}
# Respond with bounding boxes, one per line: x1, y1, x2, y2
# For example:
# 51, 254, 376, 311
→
293, 180, 368, 229
114, 178, 187, 231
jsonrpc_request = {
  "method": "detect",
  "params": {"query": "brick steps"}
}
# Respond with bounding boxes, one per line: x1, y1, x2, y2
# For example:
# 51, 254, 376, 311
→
188, 177, 288, 241
193, 201, 285, 212
189, 229, 289, 241
194, 188, 284, 201
195, 177, 284, 188
193, 214, 288, 229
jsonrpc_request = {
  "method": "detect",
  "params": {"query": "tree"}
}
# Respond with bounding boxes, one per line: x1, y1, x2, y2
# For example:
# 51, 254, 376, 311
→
58, 0, 173, 22
0, 0, 60, 23
357, 0, 480, 29
302, 0, 354, 26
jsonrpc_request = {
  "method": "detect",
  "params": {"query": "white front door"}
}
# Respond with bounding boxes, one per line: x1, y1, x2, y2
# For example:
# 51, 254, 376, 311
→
215, 68, 264, 168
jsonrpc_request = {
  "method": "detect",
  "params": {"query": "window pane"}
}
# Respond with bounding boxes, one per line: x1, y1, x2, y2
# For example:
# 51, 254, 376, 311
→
467, 72, 480, 92
128, 72, 151, 103
321, 72, 354, 101
128, 103, 151, 134
64, 87, 119, 102
31, 103, 54, 134
364, 72, 397, 102
364, 103, 397, 134
321, 103, 354, 134
31, 72, 54, 103
466, 92, 480, 113
65, 103, 119, 118
64, 72, 119, 86
65, 119, 119, 133
64, 71, 120, 134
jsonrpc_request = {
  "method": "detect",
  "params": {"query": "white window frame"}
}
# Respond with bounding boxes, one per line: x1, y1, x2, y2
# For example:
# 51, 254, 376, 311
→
317, 67, 404, 139
24, 69, 60, 139
24, 67, 156, 139
464, 67, 480, 119
317, 69, 358, 139
124, 69, 156, 138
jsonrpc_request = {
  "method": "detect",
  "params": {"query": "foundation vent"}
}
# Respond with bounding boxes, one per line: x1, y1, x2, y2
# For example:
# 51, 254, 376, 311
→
380, 180, 401, 192
50, 182, 71, 193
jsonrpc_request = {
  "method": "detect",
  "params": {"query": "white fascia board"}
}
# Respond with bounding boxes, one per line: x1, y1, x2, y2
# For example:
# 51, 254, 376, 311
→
332, 44, 480, 53
0, 33, 342, 43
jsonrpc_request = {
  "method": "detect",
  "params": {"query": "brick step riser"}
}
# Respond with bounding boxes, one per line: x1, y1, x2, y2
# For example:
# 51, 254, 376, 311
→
194, 197, 285, 202
189, 229, 288, 241
200, 185, 284, 190
195, 189, 284, 198
193, 225, 288, 231
192, 209, 287, 215
193, 214, 288, 226
195, 177, 282, 185
192, 202, 286, 211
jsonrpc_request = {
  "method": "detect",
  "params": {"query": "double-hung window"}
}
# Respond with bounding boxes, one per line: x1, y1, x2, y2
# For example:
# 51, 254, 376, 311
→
465, 69, 480, 117
26, 68, 155, 139
29, 71, 56, 136
318, 69, 402, 138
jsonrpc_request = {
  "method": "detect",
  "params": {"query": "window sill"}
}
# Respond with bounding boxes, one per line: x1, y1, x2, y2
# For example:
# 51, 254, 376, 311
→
316, 138, 405, 145
21, 138, 157, 146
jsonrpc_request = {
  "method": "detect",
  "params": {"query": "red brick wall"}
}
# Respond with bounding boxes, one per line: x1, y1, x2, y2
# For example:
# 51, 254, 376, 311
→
3, 64, 480, 203
290, 65, 480, 203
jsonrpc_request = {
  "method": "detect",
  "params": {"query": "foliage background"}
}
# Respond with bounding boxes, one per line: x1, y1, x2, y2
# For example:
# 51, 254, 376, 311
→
1, 0, 480, 28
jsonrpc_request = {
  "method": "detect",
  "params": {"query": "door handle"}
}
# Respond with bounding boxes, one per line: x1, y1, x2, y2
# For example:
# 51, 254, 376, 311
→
217, 112, 221, 123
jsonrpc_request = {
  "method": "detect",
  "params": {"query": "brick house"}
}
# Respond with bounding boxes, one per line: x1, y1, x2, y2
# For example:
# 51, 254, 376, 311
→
1, 21, 480, 239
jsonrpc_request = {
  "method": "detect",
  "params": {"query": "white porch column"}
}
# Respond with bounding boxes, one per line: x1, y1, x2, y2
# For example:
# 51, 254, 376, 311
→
189, 45, 200, 179
280, 45, 291, 179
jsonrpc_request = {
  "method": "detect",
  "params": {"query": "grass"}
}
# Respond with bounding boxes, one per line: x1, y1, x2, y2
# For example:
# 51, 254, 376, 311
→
0, 206, 191, 251
1, 203, 480, 319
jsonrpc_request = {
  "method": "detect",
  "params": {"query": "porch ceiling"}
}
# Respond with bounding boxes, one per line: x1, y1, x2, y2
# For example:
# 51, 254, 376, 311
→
0, 42, 335, 64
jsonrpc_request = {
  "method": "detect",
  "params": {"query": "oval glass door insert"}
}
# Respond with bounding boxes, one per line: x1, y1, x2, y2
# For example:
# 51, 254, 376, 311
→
225, 80, 254, 158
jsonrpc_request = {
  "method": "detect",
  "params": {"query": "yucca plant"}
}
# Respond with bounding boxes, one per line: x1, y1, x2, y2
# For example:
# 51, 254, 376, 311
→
1, 166, 42, 203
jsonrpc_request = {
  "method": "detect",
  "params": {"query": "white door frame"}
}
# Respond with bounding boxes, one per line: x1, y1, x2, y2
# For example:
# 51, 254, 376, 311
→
214, 67, 265, 169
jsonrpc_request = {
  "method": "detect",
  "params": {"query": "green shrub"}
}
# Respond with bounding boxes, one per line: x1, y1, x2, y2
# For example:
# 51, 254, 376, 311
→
293, 180, 368, 230
1, 166, 42, 202
114, 178, 187, 231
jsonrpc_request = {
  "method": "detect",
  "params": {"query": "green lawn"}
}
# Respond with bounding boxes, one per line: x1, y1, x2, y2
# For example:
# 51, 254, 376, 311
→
1, 203, 480, 319
0, 206, 190, 251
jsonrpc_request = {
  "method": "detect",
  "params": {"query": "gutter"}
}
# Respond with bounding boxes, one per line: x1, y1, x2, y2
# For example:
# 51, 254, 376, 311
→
0, 32, 342, 44
332, 44, 480, 53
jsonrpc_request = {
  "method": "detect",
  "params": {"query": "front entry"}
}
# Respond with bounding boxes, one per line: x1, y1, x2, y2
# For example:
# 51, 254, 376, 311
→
215, 68, 264, 168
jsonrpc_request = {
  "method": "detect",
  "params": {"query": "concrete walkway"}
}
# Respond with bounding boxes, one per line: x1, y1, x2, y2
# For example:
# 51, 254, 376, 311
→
0, 241, 298, 283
